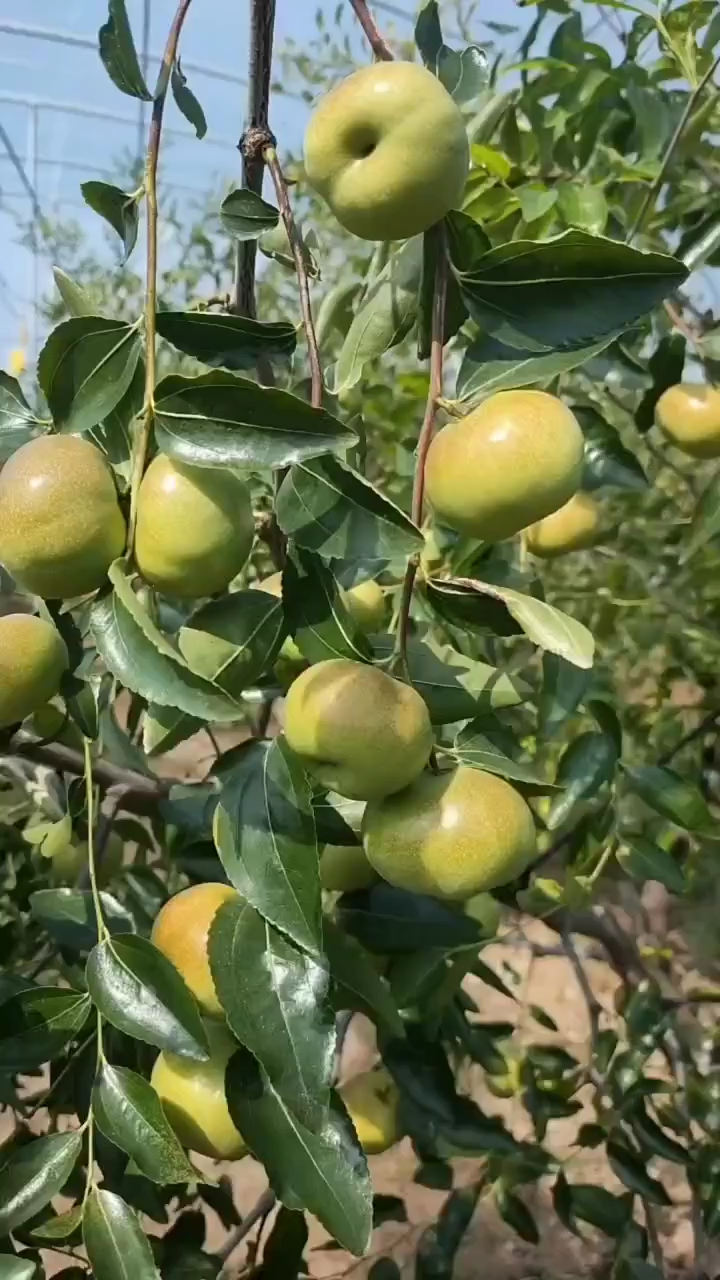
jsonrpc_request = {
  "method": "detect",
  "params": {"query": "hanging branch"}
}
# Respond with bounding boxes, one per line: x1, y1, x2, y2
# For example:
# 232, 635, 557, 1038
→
264, 147, 323, 408
233, 0, 278, 317
348, 0, 394, 61
128, 0, 195, 547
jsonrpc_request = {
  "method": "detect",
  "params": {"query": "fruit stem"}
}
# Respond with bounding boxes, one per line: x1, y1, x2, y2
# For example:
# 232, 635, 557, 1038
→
393, 225, 448, 673
128, 0, 195, 551
264, 145, 323, 409
233, 0, 278, 317
348, 0, 394, 61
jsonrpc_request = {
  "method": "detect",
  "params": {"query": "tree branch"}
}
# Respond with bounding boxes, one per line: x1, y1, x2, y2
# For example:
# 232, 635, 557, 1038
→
264, 146, 323, 408
12, 732, 166, 813
348, 0, 394, 61
233, 0, 277, 317
216, 1188, 277, 1273
658, 708, 719, 767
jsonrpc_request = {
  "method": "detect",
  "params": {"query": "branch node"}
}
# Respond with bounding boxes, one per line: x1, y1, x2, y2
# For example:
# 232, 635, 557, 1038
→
240, 124, 277, 162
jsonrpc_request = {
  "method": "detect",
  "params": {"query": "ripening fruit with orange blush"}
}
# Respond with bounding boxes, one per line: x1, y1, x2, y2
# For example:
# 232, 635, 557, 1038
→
151, 882, 239, 1017
525, 492, 603, 558
655, 383, 720, 458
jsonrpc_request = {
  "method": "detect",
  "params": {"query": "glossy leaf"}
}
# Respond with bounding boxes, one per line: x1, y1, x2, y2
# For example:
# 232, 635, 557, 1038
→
554, 1176, 631, 1238
338, 884, 481, 954
606, 1137, 671, 1205
335, 238, 422, 393
623, 764, 714, 832
0, 1258, 37, 1280
323, 918, 404, 1038
93, 1063, 195, 1184
416, 1184, 483, 1279
0, 1132, 82, 1236
154, 372, 356, 468
455, 232, 687, 350
494, 1185, 539, 1243
226, 1048, 372, 1257
255, 1206, 308, 1279
276, 455, 422, 563
29, 888, 134, 950
98, 0, 152, 100
539, 652, 591, 739
156, 311, 296, 371
37, 317, 142, 433
547, 731, 618, 829
579, 407, 648, 492
456, 333, 614, 406
283, 550, 372, 664
90, 356, 144, 486
0, 987, 91, 1071
0, 372, 43, 459
212, 737, 321, 954
209, 897, 334, 1127
371, 635, 528, 723
634, 333, 686, 434
220, 189, 279, 240
425, 578, 594, 669
81, 182, 139, 261
86, 934, 210, 1060
453, 716, 555, 792
83, 1189, 160, 1280
617, 837, 685, 893
171, 61, 207, 139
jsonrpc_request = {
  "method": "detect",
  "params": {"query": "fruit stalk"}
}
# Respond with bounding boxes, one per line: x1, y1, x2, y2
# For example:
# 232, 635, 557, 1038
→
129, 0, 195, 548
394, 228, 448, 669
233, 0, 278, 317
264, 146, 323, 409
348, 0, 394, 62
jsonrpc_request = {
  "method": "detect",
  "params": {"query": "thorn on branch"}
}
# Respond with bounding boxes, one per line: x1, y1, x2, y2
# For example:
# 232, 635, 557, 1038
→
239, 124, 277, 163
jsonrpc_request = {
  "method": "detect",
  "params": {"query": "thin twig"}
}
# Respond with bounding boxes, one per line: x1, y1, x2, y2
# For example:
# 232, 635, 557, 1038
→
628, 54, 720, 242
233, 0, 277, 317
658, 708, 719, 767
348, 0, 394, 60
12, 731, 166, 812
644, 1200, 667, 1279
264, 146, 323, 408
216, 1188, 277, 1272
79, 783, 133, 891
394, 228, 448, 671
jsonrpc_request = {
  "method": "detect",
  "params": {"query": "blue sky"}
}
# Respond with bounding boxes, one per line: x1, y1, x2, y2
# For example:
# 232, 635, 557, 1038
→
0, 0, 532, 362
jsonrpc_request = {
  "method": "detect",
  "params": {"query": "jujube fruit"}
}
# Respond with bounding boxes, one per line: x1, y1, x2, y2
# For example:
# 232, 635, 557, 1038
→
284, 658, 433, 801
340, 1066, 401, 1155
151, 1022, 247, 1160
320, 843, 377, 893
655, 383, 720, 458
151, 882, 238, 1016
425, 391, 584, 543
0, 615, 68, 729
363, 765, 536, 900
303, 62, 469, 241
134, 455, 254, 598
525, 492, 603, 558
0, 435, 126, 598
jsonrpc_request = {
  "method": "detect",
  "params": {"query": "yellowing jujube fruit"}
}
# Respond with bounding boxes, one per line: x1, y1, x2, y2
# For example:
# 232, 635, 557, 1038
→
340, 1066, 401, 1155
0, 435, 126, 599
525, 492, 603, 558
151, 1022, 247, 1160
51, 832, 124, 886
425, 391, 584, 543
655, 383, 720, 458
0, 615, 68, 729
284, 659, 433, 801
134, 456, 254, 598
303, 62, 469, 241
363, 765, 536, 901
320, 843, 377, 893
151, 882, 238, 1017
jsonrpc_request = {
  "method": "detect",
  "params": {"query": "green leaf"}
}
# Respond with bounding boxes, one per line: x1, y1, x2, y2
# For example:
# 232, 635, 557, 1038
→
170, 61, 207, 139
416, 1184, 483, 1279
617, 837, 685, 894
0, 372, 43, 460
455, 231, 688, 351
28, 1205, 84, 1242
337, 884, 481, 955
539, 653, 591, 739
0, 987, 91, 1071
440, 46, 489, 104
37, 317, 142, 433
212, 738, 321, 954
453, 716, 555, 792
276, 456, 422, 564
52, 266, 95, 317
98, 0, 152, 100
220, 189, 279, 240
0, 1132, 82, 1236
555, 1177, 631, 1238
680, 468, 720, 564
415, 1, 443, 68
89, 357, 144, 488
606, 1138, 671, 1205
629, 1103, 689, 1165
209, 898, 334, 1128
86, 934, 210, 1060
283, 550, 372, 664
156, 312, 296, 372
323, 919, 404, 1038
225, 1049, 372, 1257
634, 334, 686, 434
255, 1206, 308, 1279
29, 888, 134, 950
579, 407, 648, 492
0, 1258, 37, 1280
425, 578, 595, 670
547, 731, 618, 829
557, 182, 608, 234
456, 333, 614, 406
371, 635, 528, 724
494, 1185, 539, 1244
153, 372, 356, 469
90, 576, 245, 724
623, 764, 715, 833
681, 210, 720, 274
335, 239, 422, 393
81, 182, 139, 261
518, 183, 558, 224
93, 1063, 195, 1184
83, 1189, 160, 1280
